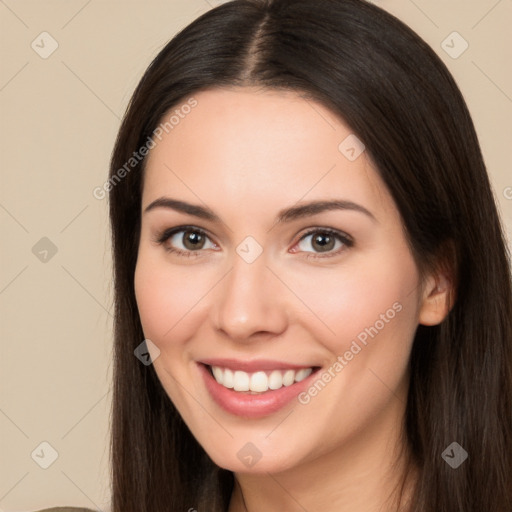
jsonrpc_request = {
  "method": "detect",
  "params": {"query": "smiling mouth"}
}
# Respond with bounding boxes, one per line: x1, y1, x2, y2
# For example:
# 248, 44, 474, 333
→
205, 364, 321, 394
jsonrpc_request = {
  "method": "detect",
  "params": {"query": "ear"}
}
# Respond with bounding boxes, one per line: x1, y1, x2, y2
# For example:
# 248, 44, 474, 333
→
418, 269, 454, 326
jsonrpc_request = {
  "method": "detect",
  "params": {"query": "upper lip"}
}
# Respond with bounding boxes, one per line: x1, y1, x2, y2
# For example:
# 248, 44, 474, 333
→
199, 358, 318, 372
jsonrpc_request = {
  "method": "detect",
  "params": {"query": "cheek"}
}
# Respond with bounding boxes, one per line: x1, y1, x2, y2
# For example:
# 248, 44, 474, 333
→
134, 249, 216, 346
285, 254, 420, 447
287, 248, 420, 355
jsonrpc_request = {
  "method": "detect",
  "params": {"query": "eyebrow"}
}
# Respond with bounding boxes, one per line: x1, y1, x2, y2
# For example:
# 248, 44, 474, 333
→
143, 197, 377, 223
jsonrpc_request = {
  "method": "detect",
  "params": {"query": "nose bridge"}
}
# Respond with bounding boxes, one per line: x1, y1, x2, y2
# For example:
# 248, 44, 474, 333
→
213, 246, 287, 340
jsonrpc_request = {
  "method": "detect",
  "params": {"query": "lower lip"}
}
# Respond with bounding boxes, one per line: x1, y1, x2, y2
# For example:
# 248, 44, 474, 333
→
198, 363, 319, 418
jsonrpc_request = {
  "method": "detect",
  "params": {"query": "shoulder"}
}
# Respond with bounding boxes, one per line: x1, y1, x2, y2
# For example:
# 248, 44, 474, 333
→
34, 508, 97, 512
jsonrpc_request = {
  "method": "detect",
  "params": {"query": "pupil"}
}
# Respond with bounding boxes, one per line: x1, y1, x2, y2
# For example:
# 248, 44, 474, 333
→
313, 233, 334, 252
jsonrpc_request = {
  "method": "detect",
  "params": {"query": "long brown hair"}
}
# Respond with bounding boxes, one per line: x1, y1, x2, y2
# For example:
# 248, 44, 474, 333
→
108, 1, 512, 510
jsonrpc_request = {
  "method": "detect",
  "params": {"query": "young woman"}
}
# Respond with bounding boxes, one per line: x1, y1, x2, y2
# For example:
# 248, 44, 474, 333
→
105, 0, 512, 511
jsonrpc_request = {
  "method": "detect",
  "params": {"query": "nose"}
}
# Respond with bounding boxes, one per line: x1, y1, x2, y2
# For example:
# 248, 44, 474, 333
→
212, 251, 288, 342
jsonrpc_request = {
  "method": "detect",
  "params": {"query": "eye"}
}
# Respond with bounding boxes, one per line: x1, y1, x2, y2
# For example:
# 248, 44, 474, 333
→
154, 226, 217, 257
154, 225, 353, 260
293, 228, 353, 259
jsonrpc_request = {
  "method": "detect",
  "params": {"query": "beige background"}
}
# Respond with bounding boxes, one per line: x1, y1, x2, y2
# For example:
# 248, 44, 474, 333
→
0, 0, 510, 510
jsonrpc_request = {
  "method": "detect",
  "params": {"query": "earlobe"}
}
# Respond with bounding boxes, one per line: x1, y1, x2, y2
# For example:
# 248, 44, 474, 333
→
418, 272, 454, 326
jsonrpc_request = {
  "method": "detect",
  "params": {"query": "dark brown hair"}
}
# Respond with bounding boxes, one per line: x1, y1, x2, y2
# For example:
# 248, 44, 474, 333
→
108, 0, 512, 510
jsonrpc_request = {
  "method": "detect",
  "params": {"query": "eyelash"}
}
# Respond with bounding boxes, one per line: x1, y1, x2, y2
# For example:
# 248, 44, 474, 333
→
153, 225, 354, 260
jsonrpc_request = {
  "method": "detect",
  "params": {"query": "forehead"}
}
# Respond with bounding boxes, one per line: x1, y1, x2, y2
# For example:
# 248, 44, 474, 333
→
142, 87, 396, 223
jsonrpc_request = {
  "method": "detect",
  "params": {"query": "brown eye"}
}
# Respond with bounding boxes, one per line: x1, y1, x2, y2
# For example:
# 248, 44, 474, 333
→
181, 230, 206, 250
156, 226, 217, 256
295, 228, 353, 258
310, 232, 336, 252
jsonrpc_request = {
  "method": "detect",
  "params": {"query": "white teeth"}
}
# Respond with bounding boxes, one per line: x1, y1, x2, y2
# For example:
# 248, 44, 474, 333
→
295, 368, 312, 382
210, 365, 314, 393
250, 371, 268, 392
223, 368, 234, 388
212, 366, 224, 385
268, 370, 283, 390
233, 370, 250, 391
282, 369, 295, 386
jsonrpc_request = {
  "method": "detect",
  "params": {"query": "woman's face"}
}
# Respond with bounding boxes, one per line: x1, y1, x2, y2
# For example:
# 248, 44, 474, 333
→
134, 87, 431, 473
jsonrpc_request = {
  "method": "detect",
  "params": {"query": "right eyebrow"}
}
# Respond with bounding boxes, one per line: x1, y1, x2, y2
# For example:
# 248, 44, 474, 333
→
143, 197, 220, 222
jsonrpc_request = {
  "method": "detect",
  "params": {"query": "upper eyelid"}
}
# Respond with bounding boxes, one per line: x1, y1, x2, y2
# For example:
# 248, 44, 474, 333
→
300, 228, 352, 243
156, 225, 214, 243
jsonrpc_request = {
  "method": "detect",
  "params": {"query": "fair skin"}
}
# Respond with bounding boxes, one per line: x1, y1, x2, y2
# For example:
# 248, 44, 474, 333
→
134, 87, 451, 512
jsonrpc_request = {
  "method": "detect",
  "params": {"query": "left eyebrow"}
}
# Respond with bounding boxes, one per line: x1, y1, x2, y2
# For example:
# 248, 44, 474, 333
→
143, 197, 377, 223
275, 199, 377, 224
